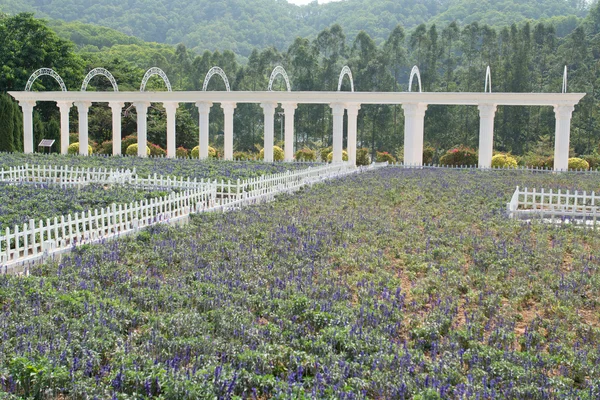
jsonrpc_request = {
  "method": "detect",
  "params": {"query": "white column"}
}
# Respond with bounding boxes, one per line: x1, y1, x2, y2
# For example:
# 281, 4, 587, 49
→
346, 103, 361, 165
109, 101, 124, 156
260, 102, 277, 162
330, 102, 345, 163
19, 100, 36, 154
164, 102, 179, 158
554, 104, 575, 171
56, 101, 72, 155
134, 102, 150, 157
281, 102, 297, 162
477, 104, 497, 168
196, 101, 212, 159
74, 101, 92, 156
221, 102, 236, 161
403, 103, 428, 166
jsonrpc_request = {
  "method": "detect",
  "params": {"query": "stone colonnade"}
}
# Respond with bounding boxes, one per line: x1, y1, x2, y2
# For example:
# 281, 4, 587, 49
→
15, 95, 581, 171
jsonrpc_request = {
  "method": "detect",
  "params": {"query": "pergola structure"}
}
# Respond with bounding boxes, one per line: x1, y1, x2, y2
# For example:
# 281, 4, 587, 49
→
8, 67, 585, 171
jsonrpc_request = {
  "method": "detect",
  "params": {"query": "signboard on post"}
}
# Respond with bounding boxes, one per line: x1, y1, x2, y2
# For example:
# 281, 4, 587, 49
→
38, 139, 55, 153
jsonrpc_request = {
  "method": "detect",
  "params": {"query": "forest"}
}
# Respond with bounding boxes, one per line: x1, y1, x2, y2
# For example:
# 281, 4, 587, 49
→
1, 2, 600, 165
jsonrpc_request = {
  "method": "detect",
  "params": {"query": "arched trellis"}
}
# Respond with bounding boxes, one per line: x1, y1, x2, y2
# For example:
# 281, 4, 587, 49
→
140, 67, 172, 92
202, 67, 231, 91
81, 67, 119, 91
484, 66, 492, 93
408, 66, 422, 93
268, 66, 291, 91
337, 66, 354, 92
562, 66, 568, 94
25, 68, 68, 92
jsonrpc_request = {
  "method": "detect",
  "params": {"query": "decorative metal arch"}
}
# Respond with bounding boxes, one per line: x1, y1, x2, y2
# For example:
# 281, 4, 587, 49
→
25, 68, 68, 91
408, 66, 422, 93
337, 66, 354, 92
202, 67, 231, 91
267, 66, 291, 92
81, 67, 119, 91
562, 65, 568, 94
140, 67, 172, 92
484, 66, 492, 93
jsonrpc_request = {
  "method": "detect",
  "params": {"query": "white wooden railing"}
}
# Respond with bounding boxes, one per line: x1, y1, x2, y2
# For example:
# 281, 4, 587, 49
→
507, 186, 600, 226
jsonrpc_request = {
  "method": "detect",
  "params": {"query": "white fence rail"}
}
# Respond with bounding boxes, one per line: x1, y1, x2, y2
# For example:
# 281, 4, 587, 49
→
507, 186, 600, 227
0, 162, 363, 274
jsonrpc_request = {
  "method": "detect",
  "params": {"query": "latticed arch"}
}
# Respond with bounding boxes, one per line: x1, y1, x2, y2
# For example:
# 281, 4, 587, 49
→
268, 66, 291, 92
25, 68, 68, 91
140, 67, 172, 92
202, 67, 231, 91
408, 66, 422, 93
81, 68, 119, 91
337, 66, 354, 92
484, 66, 492, 93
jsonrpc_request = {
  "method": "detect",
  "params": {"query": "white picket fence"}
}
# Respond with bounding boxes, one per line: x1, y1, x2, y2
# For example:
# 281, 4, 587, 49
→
0, 162, 363, 274
507, 186, 600, 227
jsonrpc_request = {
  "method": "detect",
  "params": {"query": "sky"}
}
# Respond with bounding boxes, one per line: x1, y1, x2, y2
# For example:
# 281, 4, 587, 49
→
286, 0, 341, 5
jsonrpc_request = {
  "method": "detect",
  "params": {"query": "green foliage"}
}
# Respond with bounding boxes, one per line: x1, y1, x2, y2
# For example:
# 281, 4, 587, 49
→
126, 143, 150, 156
356, 148, 371, 166
233, 151, 254, 160
327, 150, 348, 162
0, 94, 15, 152
121, 135, 137, 154
175, 146, 189, 158
439, 146, 478, 166
423, 146, 435, 164
191, 146, 217, 159
320, 147, 333, 162
294, 148, 316, 162
491, 153, 518, 168
568, 157, 589, 170
149, 143, 166, 157
67, 142, 92, 155
375, 151, 396, 163
97, 140, 113, 155
259, 146, 285, 161
583, 153, 600, 170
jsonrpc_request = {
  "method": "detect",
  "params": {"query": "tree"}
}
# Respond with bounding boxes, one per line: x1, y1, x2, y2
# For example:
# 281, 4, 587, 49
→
0, 94, 15, 152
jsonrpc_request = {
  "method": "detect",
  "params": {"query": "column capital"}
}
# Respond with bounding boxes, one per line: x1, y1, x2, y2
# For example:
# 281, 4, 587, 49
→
554, 104, 575, 119
330, 102, 345, 115
133, 101, 151, 110
163, 102, 179, 113
345, 103, 361, 115
220, 101, 237, 111
108, 101, 125, 110
74, 101, 92, 110
402, 102, 428, 116
196, 101, 213, 113
260, 102, 278, 113
19, 100, 37, 110
477, 103, 497, 117
281, 102, 297, 112
56, 101, 72, 111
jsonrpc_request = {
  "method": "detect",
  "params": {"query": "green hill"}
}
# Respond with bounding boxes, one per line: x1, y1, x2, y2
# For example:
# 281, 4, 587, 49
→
0, 0, 590, 56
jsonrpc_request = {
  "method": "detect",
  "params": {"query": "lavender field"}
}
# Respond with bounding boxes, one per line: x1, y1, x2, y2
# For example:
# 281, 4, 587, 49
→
1, 167, 600, 398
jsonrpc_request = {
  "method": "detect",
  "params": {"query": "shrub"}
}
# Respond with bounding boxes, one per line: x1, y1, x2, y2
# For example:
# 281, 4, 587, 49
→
149, 143, 166, 157
423, 146, 435, 164
491, 153, 518, 169
439, 146, 478, 166
583, 153, 600, 170
97, 140, 113, 155
327, 150, 348, 162
259, 146, 285, 161
175, 147, 189, 158
356, 148, 371, 166
126, 143, 150, 156
67, 142, 92, 155
568, 157, 589, 171
121, 135, 137, 154
69, 132, 79, 144
233, 151, 253, 161
191, 146, 217, 159
320, 146, 332, 162
295, 148, 316, 162
521, 153, 553, 169
376, 151, 396, 163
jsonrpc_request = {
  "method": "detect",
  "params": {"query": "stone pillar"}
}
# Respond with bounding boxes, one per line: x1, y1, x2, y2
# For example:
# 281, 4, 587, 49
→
109, 101, 124, 156
281, 102, 297, 161
553, 104, 575, 171
134, 102, 150, 157
260, 102, 277, 162
346, 103, 361, 165
477, 104, 497, 168
164, 102, 179, 158
221, 102, 236, 160
403, 103, 428, 166
74, 101, 92, 155
196, 101, 212, 159
331, 102, 345, 163
19, 101, 36, 154
56, 101, 72, 155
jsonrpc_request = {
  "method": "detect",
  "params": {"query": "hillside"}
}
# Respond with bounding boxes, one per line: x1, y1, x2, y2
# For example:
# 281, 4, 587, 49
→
0, 0, 590, 56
